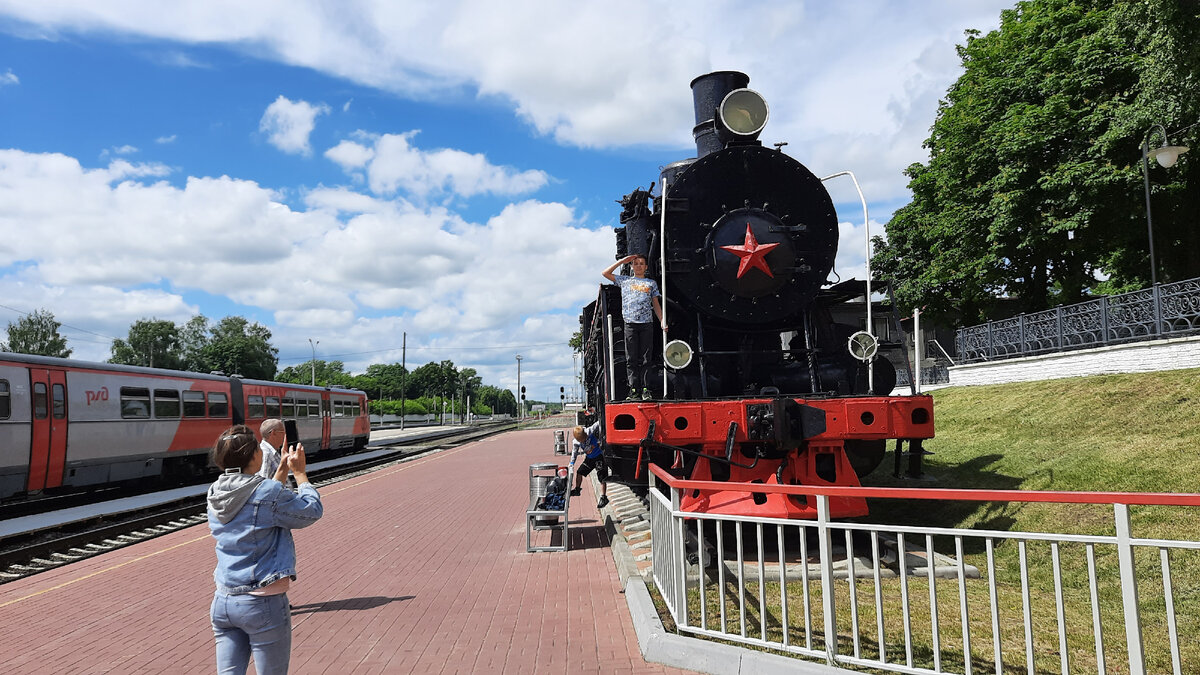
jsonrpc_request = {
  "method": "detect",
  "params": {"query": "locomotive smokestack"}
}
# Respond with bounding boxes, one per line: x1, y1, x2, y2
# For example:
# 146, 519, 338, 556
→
690, 71, 749, 157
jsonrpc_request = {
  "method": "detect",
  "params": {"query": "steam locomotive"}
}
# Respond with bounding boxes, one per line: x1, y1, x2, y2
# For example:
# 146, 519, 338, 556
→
578, 71, 934, 519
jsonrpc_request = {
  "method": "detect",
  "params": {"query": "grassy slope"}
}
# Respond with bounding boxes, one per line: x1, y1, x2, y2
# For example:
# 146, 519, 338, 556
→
860, 368, 1200, 671
867, 368, 1200, 535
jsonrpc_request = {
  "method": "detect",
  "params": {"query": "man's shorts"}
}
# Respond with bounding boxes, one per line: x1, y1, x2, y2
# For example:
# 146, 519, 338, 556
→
577, 454, 608, 483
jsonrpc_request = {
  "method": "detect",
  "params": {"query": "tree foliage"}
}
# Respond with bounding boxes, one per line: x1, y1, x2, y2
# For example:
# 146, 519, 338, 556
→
1, 309, 72, 357
203, 316, 278, 380
110, 319, 182, 369
110, 314, 277, 379
874, 0, 1200, 324
276, 359, 355, 387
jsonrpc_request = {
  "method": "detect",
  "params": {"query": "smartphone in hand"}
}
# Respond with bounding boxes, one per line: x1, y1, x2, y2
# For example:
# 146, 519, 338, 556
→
284, 419, 299, 449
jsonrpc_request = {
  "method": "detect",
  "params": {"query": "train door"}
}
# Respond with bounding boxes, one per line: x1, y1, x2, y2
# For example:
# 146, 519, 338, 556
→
27, 368, 68, 492
320, 394, 332, 450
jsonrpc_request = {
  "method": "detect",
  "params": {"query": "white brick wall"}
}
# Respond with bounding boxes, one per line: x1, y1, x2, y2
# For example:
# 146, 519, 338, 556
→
948, 335, 1200, 386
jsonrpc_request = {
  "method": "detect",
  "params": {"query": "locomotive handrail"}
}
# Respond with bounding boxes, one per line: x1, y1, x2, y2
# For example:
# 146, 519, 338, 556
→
647, 463, 1200, 505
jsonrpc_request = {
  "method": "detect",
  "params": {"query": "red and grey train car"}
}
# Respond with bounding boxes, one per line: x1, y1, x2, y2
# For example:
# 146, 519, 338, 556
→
579, 71, 934, 520
0, 352, 370, 500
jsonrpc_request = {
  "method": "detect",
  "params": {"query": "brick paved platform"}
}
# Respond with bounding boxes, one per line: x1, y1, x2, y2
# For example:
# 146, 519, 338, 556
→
0, 429, 691, 674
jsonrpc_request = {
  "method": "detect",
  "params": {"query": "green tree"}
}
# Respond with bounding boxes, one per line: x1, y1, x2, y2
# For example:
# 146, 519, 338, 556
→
178, 315, 212, 372
364, 362, 409, 399
875, 0, 1200, 323
1, 309, 72, 357
276, 359, 350, 387
203, 316, 278, 380
109, 318, 182, 369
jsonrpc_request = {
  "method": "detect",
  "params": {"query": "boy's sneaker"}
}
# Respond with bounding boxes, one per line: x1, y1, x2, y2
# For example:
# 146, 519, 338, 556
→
569, 487, 582, 497
596, 495, 609, 509
641, 388, 652, 401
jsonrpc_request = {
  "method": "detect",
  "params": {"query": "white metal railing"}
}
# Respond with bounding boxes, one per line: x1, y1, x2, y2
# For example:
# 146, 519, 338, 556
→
648, 467, 1200, 674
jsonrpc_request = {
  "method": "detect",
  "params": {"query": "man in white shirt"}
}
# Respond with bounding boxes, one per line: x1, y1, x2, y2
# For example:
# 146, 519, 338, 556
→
257, 418, 286, 480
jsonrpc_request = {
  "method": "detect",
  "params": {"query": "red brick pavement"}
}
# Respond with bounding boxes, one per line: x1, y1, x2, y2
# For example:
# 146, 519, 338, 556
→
0, 429, 690, 674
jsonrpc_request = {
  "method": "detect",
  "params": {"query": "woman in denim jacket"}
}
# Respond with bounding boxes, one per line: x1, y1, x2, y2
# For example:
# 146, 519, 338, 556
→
207, 425, 323, 675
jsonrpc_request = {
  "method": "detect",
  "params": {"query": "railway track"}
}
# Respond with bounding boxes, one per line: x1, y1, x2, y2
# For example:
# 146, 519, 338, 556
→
0, 423, 515, 585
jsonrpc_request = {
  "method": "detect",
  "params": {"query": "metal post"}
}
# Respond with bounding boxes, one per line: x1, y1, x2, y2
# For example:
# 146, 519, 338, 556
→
308, 338, 319, 386
606, 315, 616, 402
1114, 503, 1145, 674
817, 495, 837, 665
821, 171, 874, 393
1141, 136, 1159, 289
400, 332, 406, 429
1100, 297, 1110, 345
914, 309, 922, 394
516, 354, 523, 420
660, 179, 669, 397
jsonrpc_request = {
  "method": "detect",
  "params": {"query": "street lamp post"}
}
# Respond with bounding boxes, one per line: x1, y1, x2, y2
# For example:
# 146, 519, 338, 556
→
308, 338, 319, 386
1140, 124, 1190, 288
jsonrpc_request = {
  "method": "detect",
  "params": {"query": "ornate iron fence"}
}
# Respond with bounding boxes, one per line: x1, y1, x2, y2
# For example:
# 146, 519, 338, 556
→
956, 276, 1200, 363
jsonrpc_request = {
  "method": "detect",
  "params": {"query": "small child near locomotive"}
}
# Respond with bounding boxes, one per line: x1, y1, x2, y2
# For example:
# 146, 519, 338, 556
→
569, 421, 609, 509
602, 253, 666, 401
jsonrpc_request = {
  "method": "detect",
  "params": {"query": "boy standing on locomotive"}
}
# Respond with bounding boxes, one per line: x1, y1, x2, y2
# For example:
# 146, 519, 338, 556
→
602, 253, 666, 401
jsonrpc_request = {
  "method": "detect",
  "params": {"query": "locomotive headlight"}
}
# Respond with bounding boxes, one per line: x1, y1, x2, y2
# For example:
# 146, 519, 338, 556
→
663, 339, 694, 370
719, 89, 769, 137
848, 331, 879, 362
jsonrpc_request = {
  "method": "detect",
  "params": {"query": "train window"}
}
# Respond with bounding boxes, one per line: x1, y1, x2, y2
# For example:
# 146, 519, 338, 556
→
0, 380, 9, 419
333, 401, 344, 417
120, 387, 151, 419
53, 384, 66, 419
247, 395, 264, 419
281, 397, 295, 418
183, 390, 206, 417
154, 389, 180, 418
266, 396, 281, 418
208, 392, 229, 418
33, 382, 48, 419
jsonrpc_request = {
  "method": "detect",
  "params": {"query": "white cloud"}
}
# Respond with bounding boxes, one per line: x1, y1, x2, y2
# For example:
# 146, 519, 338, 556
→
259, 95, 330, 156
155, 134, 177, 144
0, 1, 1009, 205
111, 144, 138, 155
0, 149, 609, 380
0, 0, 1014, 395
324, 139, 374, 171
327, 131, 550, 200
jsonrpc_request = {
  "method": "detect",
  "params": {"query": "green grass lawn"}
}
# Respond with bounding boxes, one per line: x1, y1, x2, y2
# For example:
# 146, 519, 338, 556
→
659, 368, 1200, 674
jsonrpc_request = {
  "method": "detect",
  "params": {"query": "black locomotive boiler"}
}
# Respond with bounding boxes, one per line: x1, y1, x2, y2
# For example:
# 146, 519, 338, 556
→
579, 71, 934, 519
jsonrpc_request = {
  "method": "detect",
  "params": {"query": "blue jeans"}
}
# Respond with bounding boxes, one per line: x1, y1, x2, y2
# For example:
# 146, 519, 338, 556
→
211, 592, 292, 675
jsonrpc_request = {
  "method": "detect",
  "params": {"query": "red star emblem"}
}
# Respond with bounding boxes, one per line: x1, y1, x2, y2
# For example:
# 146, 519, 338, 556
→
720, 224, 780, 279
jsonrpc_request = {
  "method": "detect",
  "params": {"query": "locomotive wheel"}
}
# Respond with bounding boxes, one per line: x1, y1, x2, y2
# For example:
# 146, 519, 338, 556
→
843, 439, 886, 478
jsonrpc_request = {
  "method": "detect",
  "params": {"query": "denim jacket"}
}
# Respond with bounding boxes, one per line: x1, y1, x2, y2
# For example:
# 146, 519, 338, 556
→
207, 470, 323, 595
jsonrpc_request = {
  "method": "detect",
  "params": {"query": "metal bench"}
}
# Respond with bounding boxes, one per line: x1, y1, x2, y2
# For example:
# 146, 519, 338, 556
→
526, 462, 571, 552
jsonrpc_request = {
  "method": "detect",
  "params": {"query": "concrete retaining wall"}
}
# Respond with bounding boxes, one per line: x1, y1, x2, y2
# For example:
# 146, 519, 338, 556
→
949, 334, 1200, 386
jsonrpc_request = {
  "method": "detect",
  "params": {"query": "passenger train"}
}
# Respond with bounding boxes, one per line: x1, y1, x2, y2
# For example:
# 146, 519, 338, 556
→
0, 352, 370, 500
579, 71, 935, 520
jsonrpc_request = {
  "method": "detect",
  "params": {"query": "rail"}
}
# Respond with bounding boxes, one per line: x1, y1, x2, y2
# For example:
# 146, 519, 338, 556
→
955, 276, 1200, 363
648, 465, 1200, 674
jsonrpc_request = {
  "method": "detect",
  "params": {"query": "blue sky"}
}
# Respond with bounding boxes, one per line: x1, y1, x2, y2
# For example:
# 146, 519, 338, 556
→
0, 1, 1009, 402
